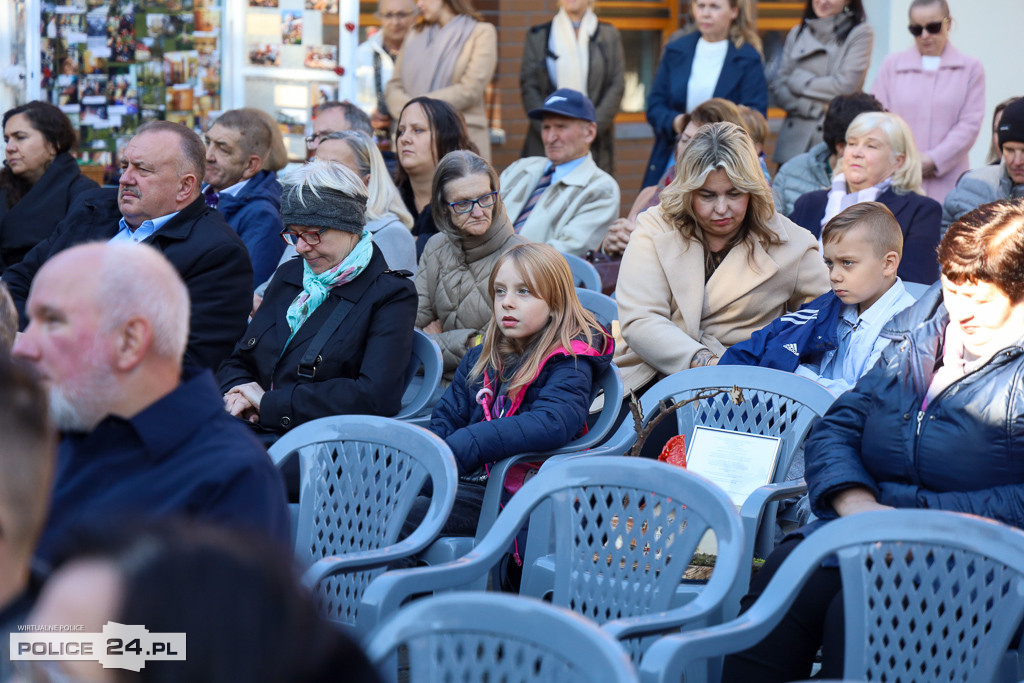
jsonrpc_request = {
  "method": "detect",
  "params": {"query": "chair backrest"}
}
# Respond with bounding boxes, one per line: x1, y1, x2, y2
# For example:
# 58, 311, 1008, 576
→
576, 287, 618, 326
562, 251, 602, 291
599, 366, 835, 474
903, 281, 933, 300
366, 593, 639, 683
395, 329, 443, 419
517, 458, 743, 658
267, 416, 457, 630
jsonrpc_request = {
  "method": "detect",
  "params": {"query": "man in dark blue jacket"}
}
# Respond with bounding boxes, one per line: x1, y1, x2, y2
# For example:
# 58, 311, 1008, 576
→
203, 109, 286, 288
12, 241, 290, 566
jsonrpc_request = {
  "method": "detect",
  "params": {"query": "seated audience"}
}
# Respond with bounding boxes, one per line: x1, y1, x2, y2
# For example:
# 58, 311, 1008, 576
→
722, 198, 1024, 682
721, 202, 916, 394
394, 97, 478, 256
416, 150, 526, 382
601, 98, 745, 257
28, 523, 381, 683
0, 360, 55, 679
772, 92, 884, 217
614, 122, 829, 396
942, 96, 1024, 233
2, 121, 253, 371
737, 104, 772, 183
203, 108, 286, 288
790, 111, 942, 284
306, 100, 375, 154
500, 89, 619, 256
12, 242, 289, 565
218, 160, 416, 450
415, 243, 612, 536
0, 101, 97, 272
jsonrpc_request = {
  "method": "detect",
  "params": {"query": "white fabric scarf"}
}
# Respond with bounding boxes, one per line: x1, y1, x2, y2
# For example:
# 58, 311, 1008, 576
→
821, 173, 893, 228
549, 8, 598, 93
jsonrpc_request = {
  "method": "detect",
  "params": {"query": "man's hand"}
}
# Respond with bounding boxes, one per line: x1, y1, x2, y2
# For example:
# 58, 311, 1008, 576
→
600, 218, 635, 256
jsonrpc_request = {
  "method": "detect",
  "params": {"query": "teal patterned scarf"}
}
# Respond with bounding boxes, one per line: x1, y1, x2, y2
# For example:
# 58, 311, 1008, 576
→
285, 230, 373, 345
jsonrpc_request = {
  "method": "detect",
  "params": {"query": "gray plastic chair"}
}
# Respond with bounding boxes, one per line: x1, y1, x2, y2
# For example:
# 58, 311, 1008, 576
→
549, 366, 834, 562
395, 329, 443, 420
562, 251, 602, 291
639, 510, 1024, 683
359, 457, 745, 676
366, 593, 640, 683
267, 415, 458, 637
576, 286, 618, 325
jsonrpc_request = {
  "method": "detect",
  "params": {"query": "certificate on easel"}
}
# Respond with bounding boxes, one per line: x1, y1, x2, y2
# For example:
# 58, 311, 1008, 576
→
686, 427, 783, 508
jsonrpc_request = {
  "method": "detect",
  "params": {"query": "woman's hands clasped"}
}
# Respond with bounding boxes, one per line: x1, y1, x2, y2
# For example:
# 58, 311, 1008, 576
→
224, 382, 266, 424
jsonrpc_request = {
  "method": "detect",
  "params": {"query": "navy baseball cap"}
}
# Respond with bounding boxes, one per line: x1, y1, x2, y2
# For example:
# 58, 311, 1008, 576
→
528, 89, 597, 123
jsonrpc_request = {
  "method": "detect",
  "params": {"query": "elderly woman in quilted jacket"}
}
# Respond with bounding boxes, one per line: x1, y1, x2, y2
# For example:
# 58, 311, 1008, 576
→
722, 198, 1024, 682
415, 150, 527, 382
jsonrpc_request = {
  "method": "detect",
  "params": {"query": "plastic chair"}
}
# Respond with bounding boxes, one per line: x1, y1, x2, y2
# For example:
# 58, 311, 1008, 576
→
359, 457, 746, 678
553, 366, 834, 560
365, 593, 640, 683
639, 510, 1024, 683
576, 286, 618, 325
267, 415, 458, 637
395, 329, 443, 420
562, 251, 602, 291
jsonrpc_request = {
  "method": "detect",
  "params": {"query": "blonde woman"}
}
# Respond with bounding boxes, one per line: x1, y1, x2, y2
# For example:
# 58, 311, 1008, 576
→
615, 122, 828, 395
385, 0, 497, 160
519, 0, 625, 174
642, 0, 766, 187
316, 130, 417, 274
789, 111, 942, 284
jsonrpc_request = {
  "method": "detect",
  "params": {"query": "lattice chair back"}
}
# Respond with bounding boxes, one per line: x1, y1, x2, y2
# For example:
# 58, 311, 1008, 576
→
576, 287, 618, 325
366, 593, 639, 683
395, 329, 443, 420
562, 251, 602, 291
268, 416, 457, 634
638, 510, 1024, 683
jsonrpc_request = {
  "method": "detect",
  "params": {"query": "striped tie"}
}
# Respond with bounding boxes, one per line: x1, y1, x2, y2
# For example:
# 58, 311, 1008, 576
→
513, 166, 554, 233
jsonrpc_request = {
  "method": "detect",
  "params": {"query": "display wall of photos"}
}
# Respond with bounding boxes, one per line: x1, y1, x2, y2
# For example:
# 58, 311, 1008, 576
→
39, 0, 222, 180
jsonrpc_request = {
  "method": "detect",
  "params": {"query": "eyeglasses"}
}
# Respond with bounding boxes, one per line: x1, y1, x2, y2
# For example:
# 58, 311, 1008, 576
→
281, 227, 328, 246
375, 10, 418, 21
908, 18, 946, 37
304, 132, 332, 150
449, 191, 498, 214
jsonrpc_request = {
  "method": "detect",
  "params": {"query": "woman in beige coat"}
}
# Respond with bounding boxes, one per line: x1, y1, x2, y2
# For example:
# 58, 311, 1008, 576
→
416, 150, 527, 379
771, 0, 873, 165
386, 0, 497, 160
615, 122, 830, 394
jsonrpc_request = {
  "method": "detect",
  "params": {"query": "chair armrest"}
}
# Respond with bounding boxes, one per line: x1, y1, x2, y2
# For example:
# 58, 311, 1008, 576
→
476, 450, 562, 542
602, 588, 725, 643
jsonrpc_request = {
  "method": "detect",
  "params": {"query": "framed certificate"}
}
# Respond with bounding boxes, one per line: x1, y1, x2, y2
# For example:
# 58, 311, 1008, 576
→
686, 427, 783, 507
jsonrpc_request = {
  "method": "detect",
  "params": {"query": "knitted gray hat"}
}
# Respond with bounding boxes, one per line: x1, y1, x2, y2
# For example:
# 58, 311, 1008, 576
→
281, 185, 367, 234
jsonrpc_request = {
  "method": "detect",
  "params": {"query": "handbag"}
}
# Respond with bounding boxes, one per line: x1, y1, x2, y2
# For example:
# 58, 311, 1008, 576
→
585, 249, 621, 296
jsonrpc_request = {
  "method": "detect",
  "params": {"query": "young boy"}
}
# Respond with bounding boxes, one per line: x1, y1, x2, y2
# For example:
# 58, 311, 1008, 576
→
720, 202, 917, 394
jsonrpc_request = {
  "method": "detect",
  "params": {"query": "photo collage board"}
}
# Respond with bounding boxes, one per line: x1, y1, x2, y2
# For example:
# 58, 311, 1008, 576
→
40, 0, 222, 179
245, 0, 346, 158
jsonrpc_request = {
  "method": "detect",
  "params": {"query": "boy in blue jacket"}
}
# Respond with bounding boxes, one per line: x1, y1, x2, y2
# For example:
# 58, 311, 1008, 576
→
721, 202, 917, 394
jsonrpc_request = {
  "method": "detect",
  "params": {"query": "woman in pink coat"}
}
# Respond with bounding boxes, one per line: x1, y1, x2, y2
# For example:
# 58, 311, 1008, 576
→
872, 0, 984, 204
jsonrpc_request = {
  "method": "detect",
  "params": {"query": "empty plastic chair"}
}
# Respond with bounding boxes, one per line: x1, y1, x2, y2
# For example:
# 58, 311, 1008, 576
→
639, 510, 1024, 683
395, 329, 443, 420
562, 251, 602, 291
359, 457, 746, 677
366, 593, 640, 683
268, 415, 458, 637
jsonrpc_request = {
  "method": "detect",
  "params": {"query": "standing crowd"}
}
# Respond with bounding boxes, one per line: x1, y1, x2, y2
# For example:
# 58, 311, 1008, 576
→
1, 0, 1023, 679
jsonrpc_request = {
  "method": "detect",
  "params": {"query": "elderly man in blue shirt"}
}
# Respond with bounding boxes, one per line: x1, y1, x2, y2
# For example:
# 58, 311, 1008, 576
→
12, 242, 290, 565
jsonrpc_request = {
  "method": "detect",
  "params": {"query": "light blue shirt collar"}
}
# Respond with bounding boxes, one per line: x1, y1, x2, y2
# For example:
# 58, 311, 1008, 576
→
549, 155, 588, 185
110, 211, 181, 244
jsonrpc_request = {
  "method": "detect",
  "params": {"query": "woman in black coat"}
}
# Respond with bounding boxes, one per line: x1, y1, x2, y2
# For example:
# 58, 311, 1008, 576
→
0, 101, 97, 271
217, 159, 417, 443
519, 0, 625, 174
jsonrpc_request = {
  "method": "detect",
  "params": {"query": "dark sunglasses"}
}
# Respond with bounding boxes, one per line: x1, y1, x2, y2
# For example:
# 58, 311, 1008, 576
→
908, 18, 946, 37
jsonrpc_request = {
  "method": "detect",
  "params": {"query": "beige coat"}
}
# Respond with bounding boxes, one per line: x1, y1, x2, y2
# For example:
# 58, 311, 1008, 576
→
614, 209, 831, 392
771, 15, 873, 165
415, 207, 527, 379
499, 154, 619, 256
386, 21, 497, 161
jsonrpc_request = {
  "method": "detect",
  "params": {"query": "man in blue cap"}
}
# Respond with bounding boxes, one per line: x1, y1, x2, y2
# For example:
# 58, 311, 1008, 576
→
500, 88, 619, 256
